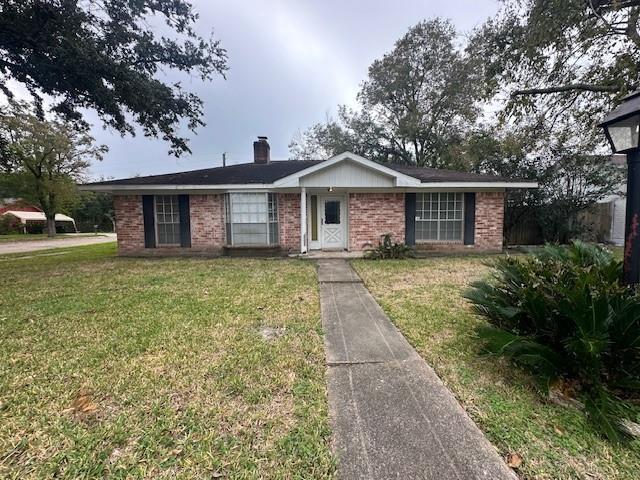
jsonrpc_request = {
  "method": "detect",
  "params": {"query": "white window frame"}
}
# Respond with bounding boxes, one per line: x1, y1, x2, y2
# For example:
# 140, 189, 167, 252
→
154, 195, 181, 246
415, 192, 464, 242
224, 193, 279, 246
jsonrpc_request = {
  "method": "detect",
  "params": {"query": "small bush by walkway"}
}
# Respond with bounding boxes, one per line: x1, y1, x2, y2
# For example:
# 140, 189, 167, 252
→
352, 256, 640, 480
0, 244, 334, 478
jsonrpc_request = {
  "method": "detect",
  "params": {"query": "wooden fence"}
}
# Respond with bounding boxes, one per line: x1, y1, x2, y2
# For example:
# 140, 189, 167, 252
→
505, 215, 543, 246
504, 203, 613, 246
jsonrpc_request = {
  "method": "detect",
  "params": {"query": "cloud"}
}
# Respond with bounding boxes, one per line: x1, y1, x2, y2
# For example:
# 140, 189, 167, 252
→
73, 0, 501, 179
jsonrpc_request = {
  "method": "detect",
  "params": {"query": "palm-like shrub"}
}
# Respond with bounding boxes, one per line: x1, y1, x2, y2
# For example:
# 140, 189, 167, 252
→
465, 241, 640, 441
365, 233, 415, 259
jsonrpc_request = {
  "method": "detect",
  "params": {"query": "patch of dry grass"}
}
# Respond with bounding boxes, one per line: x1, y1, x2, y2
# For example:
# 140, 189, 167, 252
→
0, 243, 334, 479
352, 256, 640, 480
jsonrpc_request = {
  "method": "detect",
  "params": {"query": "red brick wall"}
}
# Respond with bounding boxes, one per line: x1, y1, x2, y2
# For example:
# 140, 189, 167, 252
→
278, 193, 300, 251
114, 195, 145, 254
348, 193, 405, 251
190, 194, 225, 250
475, 191, 504, 251
113, 191, 504, 255
113, 194, 225, 256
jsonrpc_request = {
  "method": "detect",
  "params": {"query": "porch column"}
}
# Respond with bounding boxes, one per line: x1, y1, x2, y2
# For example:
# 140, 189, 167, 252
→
300, 187, 307, 253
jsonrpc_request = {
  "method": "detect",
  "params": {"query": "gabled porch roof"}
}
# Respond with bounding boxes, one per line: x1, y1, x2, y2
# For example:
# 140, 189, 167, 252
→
273, 152, 422, 188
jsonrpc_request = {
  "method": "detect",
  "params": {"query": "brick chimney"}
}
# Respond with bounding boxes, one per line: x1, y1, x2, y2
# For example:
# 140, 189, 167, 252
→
253, 136, 270, 164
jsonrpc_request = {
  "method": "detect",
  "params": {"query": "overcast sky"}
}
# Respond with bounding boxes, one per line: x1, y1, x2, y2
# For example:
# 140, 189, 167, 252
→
87, 0, 500, 180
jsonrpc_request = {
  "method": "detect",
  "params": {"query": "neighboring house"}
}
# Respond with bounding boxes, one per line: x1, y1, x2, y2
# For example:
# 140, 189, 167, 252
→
81, 137, 536, 256
0, 198, 76, 233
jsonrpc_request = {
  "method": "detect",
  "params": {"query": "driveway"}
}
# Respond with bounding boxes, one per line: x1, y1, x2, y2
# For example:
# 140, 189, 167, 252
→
317, 259, 516, 480
0, 233, 116, 255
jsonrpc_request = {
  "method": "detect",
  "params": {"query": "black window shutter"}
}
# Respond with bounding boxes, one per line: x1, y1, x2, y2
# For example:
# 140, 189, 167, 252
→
142, 195, 156, 248
464, 192, 476, 245
178, 195, 191, 247
405, 193, 416, 246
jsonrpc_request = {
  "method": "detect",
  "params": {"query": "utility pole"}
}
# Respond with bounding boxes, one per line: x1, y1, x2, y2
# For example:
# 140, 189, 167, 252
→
599, 90, 640, 285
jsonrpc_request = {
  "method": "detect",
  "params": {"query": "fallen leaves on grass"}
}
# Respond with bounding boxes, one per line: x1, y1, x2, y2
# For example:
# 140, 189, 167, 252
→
548, 389, 584, 411
506, 452, 523, 469
621, 419, 640, 438
66, 388, 97, 415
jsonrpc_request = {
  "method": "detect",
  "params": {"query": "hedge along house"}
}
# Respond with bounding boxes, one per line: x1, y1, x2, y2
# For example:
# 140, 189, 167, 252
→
81, 137, 537, 256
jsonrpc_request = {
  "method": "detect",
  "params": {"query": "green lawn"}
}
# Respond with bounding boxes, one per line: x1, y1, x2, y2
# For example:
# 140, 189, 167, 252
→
612, 245, 624, 259
0, 233, 101, 243
352, 257, 640, 480
0, 244, 334, 479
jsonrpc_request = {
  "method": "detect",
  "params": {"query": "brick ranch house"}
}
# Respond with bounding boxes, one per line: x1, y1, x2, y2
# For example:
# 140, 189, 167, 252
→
81, 137, 536, 256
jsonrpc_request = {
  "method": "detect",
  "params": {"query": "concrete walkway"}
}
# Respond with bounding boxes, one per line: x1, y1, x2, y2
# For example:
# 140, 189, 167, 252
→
0, 233, 116, 255
317, 259, 516, 480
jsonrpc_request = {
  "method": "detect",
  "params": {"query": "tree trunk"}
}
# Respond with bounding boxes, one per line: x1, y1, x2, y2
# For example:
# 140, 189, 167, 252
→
46, 216, 56, 237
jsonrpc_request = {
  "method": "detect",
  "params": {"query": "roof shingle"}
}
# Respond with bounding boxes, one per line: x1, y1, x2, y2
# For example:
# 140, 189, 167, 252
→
85, 159, 527, 186
386, 164, 519, 183
87, 160, 323, 186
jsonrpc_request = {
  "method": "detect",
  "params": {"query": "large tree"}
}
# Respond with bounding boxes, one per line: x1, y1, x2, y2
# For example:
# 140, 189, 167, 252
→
475, 0, 640, 129
459, 127, 624, 243
0, 107, 107, 236
0, 0, 227, 156
70, 190, 115, 232
461, 1, 636, 243
290, 19, 489, 167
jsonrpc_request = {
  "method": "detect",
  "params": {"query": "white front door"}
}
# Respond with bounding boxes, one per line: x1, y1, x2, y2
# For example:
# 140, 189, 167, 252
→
320, 196, 346, 250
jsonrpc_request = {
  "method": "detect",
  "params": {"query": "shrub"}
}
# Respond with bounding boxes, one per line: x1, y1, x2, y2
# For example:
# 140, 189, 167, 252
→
25, 221, 44, 234
465, 241, 640, 441
0, 215, 22, 234
365, 233, 415, 259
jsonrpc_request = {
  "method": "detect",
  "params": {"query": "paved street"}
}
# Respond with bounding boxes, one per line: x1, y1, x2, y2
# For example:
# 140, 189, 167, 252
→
0, 233, 116, 255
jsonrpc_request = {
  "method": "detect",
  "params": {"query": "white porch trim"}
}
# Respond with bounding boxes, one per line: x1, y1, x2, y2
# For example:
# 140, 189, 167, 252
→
300, 187, 308, 253
81, 181, 537, 194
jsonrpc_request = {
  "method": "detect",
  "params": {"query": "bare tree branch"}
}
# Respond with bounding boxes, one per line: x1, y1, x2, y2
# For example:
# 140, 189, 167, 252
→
592, 0, 640, 11
589, 0, 630, 34
512, 83, 621, 96
626, 7, 640, 47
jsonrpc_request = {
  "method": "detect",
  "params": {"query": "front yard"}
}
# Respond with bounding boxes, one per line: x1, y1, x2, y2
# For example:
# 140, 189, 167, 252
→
4, 244, 639, 479
352, 257, 640, 479
0, 244, 334, 479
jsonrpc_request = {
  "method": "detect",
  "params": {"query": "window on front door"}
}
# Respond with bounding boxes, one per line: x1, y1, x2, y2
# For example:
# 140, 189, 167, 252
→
416, 192, 463, 241
324, 200, 341, 224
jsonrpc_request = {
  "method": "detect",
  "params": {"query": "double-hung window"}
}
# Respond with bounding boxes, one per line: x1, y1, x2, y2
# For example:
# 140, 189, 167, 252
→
416, 193, 463, 241
155, 195, 181, 245
225, 193, 279, 246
